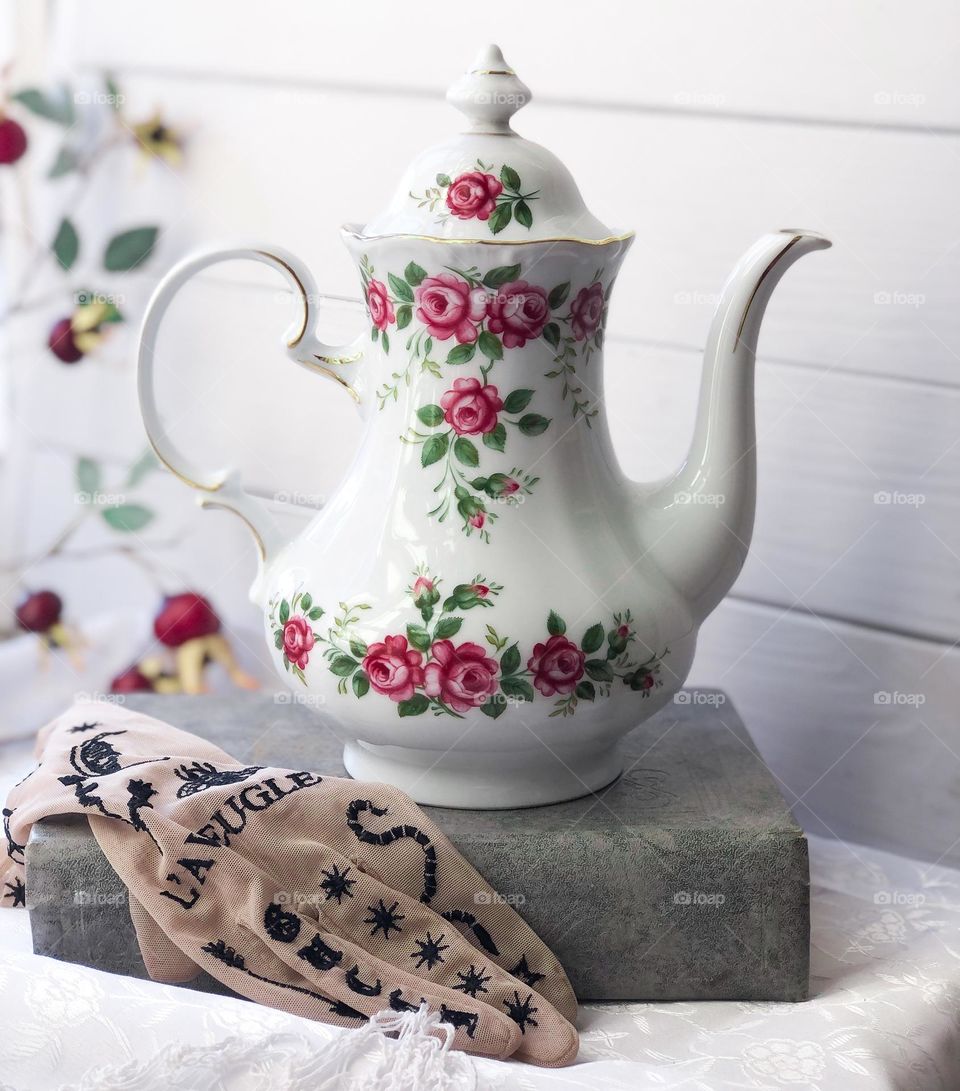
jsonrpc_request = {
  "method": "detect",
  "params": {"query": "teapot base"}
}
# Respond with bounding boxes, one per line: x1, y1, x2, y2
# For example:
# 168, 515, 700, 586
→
343, 739, 623, 809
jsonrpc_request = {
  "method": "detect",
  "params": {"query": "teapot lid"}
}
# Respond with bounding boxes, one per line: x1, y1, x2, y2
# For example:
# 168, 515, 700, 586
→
357, 45, 624, 243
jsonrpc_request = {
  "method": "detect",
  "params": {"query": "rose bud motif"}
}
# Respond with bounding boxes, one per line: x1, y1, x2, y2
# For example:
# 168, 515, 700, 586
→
48, 317, 84, 363
111, 665, 155, 693
15, 590, 63, 634
528, 634, 586, 697
440, 377, 503, 436
485, 280, 549, 348
366, 279, 395, 331
154, 593, 221, 648
423, 640, 500, 713
471, 583, 490, 599
468, 511, 486, 530
569, 282, 606, 342
444, 171, 503, 221
485, 473, 520, 498
282, 615, 315, 671
0, 116, 28, 165
362, 635, 425, 702
414, 274, 488, 343
411, 576, 440, 609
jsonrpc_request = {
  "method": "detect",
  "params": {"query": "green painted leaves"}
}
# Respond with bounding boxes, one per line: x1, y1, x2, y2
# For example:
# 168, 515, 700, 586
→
13, 86, 75, 126
503, 389, 533, 414
454, 437, 479, 467
417, 404, 444, 427
482, 264, 521, 289
104, 226, 159, 271
52, 218, 79, 271
421, 433, 449, 467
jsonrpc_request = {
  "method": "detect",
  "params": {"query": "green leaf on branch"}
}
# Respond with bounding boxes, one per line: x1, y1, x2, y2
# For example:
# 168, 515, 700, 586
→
279, 599, 290, 625
500, 643, 521, 676
581, 623, 605, 654
329, 655, 359, 676
488, 202, 512, 234
299, 592, 313, 612
514, 200, 533, 229
124, 449, 158, 487
399, 693, 430, 717
388, 272, 414, 303
12, 86, 75, 126
396, 304, 412, 329
435, 174, 451, 188
406, 624, 432, 652
501, 676, 534, 702
500, 165, 521, 191
585, 659, 614, 682
308, 606, 324, 621
421, 432, 449, 467
75, 457, 100, 499
446, 342, 476, 365
48, 145, 80, 179
453, 436, 479, 467
575, 680, 596, 701
482, 423, 506, 452
52, 218, 79, 270
503, 388, 534, 414
416, 404, 445, 427
103, 226, 158, 271
547, 610, 566, 636
434, 616, 463, 640
518, 413, 551, 436
482, 264, 521, 289
548, 283, 571, 309
349, 638, 368, 658
381, 330, 390, 353
100, 503, 154, 532
480, 696, 506, 719
404, 261, 428, 286
542, 322, 561, 349
353, 671, 370, 698
478, 330, 503, 361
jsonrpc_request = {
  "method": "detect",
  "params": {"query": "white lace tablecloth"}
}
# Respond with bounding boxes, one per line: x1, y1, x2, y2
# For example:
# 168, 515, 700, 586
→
2, 738, 959, 1090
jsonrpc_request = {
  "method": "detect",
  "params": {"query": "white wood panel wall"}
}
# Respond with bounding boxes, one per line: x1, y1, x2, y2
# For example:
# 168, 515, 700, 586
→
6, 0, 959, 865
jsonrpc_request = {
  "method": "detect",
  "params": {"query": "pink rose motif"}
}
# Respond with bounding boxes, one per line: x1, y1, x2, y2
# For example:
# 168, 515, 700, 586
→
471, 583, 490, 598
569, 282, 605, 342
468, 512, 486, 530
440, 377, 503, 436
486, 281, 549, 348
361, 635, 425, 703
415, 274, 488, 344
412, 577, 434, 599
528, 634, 586, 697
424, 640, 500, 712
366, 279, 395, 332
445, 171, 504, 221
283, 615, 315, 671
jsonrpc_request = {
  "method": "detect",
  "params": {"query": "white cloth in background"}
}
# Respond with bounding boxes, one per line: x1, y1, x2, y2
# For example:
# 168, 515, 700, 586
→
1, 737, 959, 1090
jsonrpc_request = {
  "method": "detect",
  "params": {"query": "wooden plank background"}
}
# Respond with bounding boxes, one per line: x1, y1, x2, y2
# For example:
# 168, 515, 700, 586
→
4, 0, 959, 866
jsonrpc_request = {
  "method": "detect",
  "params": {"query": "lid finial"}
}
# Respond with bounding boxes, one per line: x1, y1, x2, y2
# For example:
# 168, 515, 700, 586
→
446, 44, 532, 135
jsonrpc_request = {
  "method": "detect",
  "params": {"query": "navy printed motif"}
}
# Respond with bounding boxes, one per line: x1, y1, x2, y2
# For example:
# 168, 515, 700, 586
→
510, 954, 545, 988
441, 909, 500, 956
264, 901, 301, 943
439, 1004, 479, 1039
454, 964, 491, 997
201, 939, 364, 1020
346, 799, 438, 904
297, 934, 344, 972
503, 990, 539, 1033
174, 761, 264, 798
388, 988, 422, 1013
69, 721, 102, 733
126, 778, 162, 851
410, 932, 449, 970
2, 808, 25, 864
345, 965, 382, 996
3, 878, 26, 907
364, 898, 405, 940
319, 863, 355, 904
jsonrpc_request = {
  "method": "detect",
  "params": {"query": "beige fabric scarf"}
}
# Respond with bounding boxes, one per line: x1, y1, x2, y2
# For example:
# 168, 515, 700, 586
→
1, 701, 578, 1067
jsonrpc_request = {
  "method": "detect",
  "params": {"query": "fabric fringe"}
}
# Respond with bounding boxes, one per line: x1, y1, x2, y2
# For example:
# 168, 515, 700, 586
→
67, 1004, 485, 1091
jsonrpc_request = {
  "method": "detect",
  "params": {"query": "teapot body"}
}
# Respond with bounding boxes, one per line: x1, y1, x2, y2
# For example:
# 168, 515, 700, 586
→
259, 234, 697, 807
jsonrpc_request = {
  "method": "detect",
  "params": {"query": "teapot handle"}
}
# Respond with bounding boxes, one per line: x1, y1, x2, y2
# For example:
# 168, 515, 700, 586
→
137, 244, 366, 567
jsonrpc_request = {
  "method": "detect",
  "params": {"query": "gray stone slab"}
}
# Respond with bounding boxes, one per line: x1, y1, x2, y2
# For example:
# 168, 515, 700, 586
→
27, 691, 809, 1001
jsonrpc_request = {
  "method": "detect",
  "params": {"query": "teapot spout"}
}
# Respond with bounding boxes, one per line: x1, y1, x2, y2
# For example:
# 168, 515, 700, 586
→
639, 230, 831, 623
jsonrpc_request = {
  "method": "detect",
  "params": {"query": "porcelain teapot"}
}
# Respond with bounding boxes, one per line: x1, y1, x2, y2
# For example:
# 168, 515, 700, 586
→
138, 46, 830, 808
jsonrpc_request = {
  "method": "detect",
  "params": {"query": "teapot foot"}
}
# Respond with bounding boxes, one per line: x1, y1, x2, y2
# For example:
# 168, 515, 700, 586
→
342, 739, 623, 809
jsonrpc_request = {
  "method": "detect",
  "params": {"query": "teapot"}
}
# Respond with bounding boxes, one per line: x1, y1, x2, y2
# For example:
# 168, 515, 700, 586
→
138, 46, 830, 808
